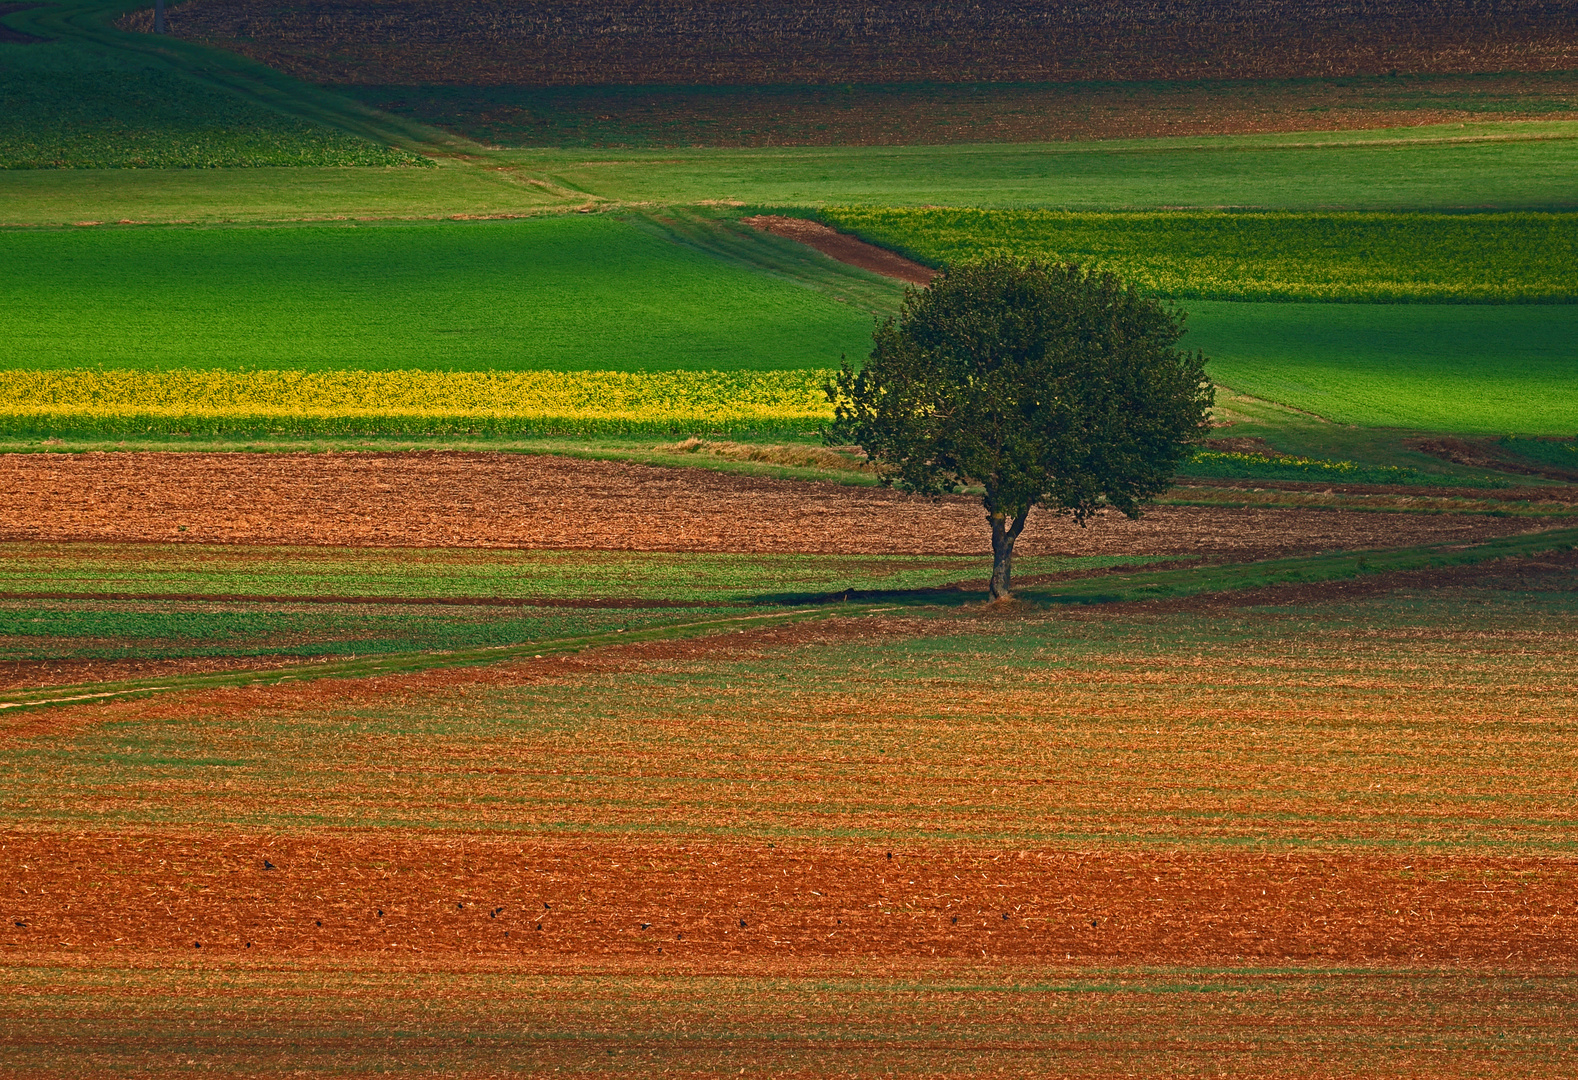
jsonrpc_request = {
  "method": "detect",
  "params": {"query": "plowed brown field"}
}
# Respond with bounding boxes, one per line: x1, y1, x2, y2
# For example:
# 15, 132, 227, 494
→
4, 832, 1574, 968
4, 578, 1577, 1073
0, 450, 1538, 556
138, 0, 1578, 87
4, 447, 1574, 1074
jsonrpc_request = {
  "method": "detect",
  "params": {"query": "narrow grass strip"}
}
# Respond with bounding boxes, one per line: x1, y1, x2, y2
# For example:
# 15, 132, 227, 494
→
0, 604, 857, 713
1023, 525, 1578, 605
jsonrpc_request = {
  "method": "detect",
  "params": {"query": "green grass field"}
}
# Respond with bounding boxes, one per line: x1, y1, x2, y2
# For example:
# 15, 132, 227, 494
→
4, 122, 1577, 227
0, 215, 872, 372
0, 60, 421, 169
5, 9, 1574, 450
3, 212, 1572, 437
521, 123, 1578, 211
1187, 302, 1578, 434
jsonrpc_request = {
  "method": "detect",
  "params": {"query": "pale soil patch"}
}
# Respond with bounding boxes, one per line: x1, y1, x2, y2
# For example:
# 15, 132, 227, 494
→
656, 436, 871, 472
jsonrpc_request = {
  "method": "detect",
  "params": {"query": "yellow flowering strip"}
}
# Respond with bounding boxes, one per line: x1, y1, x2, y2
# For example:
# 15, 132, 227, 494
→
0, 369, 838, 437
1182, 449, 1509, 488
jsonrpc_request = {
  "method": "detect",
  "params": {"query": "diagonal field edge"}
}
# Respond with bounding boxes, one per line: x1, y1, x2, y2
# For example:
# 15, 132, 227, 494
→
0, 604, 853, 712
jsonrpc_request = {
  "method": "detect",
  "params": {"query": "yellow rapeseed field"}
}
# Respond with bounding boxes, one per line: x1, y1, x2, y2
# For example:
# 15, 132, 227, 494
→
0, 369, 838, 436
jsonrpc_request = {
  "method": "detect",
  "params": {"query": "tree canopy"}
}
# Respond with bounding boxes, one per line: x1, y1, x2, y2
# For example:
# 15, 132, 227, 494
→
826, 257, 1214, 600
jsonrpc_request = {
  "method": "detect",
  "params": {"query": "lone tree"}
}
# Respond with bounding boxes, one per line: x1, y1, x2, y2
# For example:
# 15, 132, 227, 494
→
826, 257, 1213, 600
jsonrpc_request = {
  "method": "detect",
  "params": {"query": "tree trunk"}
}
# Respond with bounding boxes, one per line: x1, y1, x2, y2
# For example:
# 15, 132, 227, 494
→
987, 506, 1030, 601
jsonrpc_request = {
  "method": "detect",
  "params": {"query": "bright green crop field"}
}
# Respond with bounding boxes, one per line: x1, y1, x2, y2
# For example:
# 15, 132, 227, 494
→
528, 124, 1578, 211
0, 58, 420, 170
1187, 302, 1578, 434
4, 212, 1572, 436
0, 215, 872, 372
3, 0, 1576, 443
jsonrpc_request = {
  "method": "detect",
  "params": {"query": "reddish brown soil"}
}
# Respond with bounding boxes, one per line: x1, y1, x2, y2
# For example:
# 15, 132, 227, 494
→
3, 831, 1572, 968
744, 215, 936, 285
0, 451, 1542, 556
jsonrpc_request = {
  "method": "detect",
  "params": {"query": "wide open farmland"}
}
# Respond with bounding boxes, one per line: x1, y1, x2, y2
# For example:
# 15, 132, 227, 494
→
5, 1, 1578, 1073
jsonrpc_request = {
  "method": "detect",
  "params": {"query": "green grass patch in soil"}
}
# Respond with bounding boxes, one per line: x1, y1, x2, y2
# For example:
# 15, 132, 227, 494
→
0, 598, 756, 665
1019, 526, 1578, 607
4, 530, 1572, 707
817, 208, 1578, 303
1499, 435, 1578, 472
1178, 449, 1512, 487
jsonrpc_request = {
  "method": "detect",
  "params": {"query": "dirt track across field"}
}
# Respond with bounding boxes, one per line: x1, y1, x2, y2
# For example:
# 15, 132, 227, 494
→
743, 215, 937, 285
0, 450, 1542, 556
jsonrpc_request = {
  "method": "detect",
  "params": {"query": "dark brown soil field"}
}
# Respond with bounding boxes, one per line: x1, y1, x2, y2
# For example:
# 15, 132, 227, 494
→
0, 450, 1540, 555
346, 73, 1578, 148
130, 0, 1578, 87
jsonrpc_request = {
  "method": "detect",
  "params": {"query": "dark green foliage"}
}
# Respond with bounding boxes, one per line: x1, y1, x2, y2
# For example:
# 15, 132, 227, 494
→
827, 258, 1213, 598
